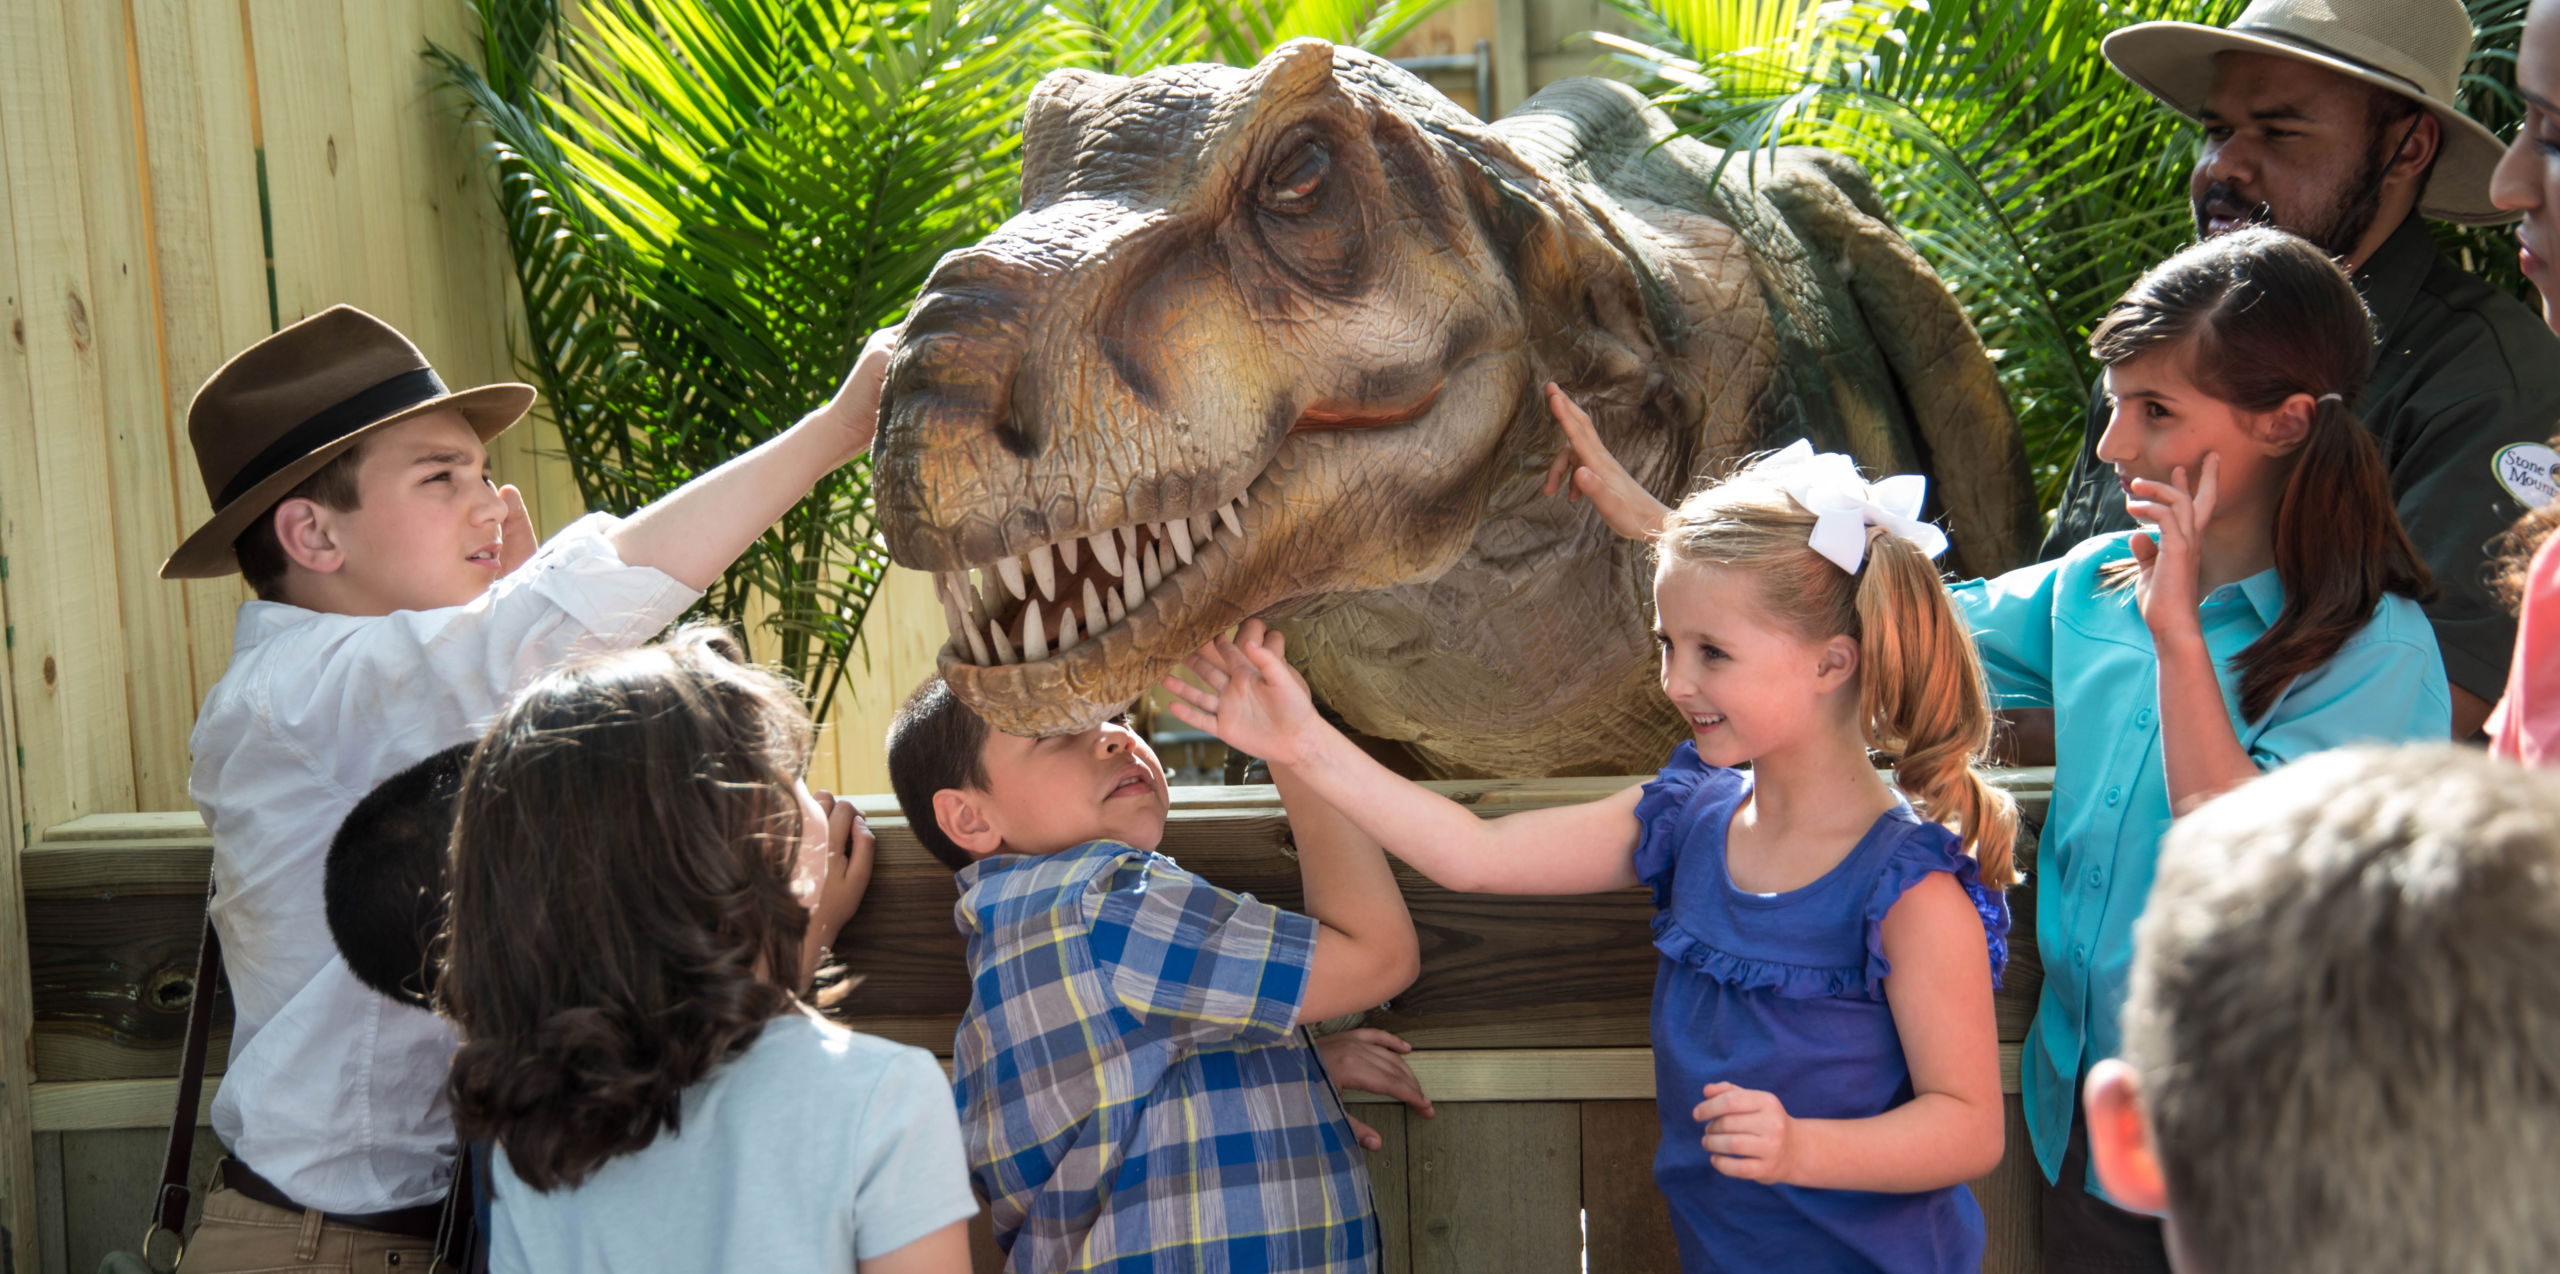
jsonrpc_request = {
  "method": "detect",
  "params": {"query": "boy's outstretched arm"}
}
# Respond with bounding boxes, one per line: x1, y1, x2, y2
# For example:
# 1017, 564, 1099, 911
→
608, 327, 896, 589
1162, 621, 1645, 898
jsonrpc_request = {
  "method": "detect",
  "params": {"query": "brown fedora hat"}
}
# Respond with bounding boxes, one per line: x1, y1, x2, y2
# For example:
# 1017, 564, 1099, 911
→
161, 306, 534, 580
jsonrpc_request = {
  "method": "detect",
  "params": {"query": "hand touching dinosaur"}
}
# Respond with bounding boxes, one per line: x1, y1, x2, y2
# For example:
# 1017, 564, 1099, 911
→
1538, 383, 1674, 541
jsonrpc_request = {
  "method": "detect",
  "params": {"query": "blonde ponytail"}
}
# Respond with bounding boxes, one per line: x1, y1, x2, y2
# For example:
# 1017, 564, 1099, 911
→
1854, 530, 2018, 888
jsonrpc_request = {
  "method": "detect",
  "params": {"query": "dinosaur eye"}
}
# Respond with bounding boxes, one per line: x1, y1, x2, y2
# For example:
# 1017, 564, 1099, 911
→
1260, 140, 1330, 212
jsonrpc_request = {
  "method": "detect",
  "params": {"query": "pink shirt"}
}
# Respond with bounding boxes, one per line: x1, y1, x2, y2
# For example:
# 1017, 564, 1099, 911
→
2490, 532, 2560, 765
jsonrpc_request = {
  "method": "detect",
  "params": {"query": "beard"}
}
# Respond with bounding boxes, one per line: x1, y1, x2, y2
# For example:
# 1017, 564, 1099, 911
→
2192, 140, 2395, 259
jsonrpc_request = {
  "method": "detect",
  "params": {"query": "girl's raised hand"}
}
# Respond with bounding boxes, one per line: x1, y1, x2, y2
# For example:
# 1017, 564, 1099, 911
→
2125, 454, 2219, 637
807, 790, 876, 949
1160, 618, 1320, 767
1695, 1081, 1800, 1184
1538, 382, 1674, 541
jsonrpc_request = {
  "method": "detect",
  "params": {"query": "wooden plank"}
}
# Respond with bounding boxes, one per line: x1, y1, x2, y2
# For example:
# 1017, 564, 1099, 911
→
27, 867, 228, 1082
25, 778, 2051, 1079
1972, 1093, 2042, 1274
30, 1079, 218, 1134
39, 812, 207, 842
1580, 1100, 1678, 1274
0, 0, 141, 836
1341, 1049, 1652, 1103
55, 1125, 224, 1274
0, 4, 91, 1265
246, 0, 362, 326
63, 0, 199, 815
131, 0, 271, 713
34, 1132, 66, 1274
0, 589, 36, 1274
1407, 1102, 1580, 1274
1361, 1103, 1410, 1274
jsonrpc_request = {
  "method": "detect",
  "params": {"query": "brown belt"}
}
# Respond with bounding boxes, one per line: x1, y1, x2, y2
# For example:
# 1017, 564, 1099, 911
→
217, 1158, 447, 1242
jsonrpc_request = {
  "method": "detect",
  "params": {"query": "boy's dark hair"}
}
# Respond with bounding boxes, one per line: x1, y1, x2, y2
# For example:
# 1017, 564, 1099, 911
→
441, 627, 816, 1192
324, 743, 473, 1009
885, 678, 990, 872
233, 442, 369, 601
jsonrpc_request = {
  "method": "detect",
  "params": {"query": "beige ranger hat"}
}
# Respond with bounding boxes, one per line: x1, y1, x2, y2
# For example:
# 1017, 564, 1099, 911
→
2102, 0, 2515, 227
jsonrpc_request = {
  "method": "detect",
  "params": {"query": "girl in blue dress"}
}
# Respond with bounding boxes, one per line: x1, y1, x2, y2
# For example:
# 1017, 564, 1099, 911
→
1163, 442, 2017, 1272
1537, 228, 2450, 1274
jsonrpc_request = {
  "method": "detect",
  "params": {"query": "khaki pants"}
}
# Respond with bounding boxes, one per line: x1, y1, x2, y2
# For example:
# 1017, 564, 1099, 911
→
176, 1186, 440, 1273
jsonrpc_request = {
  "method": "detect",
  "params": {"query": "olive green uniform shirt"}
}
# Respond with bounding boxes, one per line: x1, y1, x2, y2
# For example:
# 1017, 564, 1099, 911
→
2039, 216, 2560, 700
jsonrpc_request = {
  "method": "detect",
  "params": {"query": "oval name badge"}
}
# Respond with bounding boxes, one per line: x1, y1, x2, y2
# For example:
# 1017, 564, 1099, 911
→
2494, 442, 2560, 509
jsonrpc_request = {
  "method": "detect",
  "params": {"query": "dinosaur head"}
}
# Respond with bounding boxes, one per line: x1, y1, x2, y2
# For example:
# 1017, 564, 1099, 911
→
878, 40, 1621, 736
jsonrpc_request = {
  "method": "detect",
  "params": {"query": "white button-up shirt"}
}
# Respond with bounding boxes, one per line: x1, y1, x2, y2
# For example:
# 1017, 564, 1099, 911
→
189, 513, 698, 1213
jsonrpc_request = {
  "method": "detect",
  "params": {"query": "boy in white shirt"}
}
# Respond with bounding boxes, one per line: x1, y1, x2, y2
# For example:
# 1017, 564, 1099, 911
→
159, 305, 892, 1270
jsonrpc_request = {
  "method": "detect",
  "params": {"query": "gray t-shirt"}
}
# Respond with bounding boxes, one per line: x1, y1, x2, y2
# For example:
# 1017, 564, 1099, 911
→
488, 1009, 974, 1272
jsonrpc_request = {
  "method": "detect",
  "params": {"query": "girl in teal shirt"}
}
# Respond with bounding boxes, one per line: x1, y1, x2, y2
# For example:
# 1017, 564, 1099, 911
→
1954, 228, 2449, 1271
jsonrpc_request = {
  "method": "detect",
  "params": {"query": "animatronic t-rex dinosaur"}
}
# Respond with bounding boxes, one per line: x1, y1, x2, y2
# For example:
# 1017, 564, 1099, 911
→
874, 39, 2035, 778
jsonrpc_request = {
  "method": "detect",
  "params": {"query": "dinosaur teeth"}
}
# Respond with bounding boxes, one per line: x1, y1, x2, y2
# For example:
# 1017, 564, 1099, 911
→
1084, 580, 1107, 638
1056, 605, 1078, 652
1217, 500, 1242, 537
1090, 529, 1121, 577
938, 572, 966, 632
1028, 544, 1057, 601
996, 555, 1028, 601
962, 610, 992, 666
1166, 519, 1194, 566
1059, 536, 1079, 574
989, 619, 1017, 665
1190, 512, 1214, 550
1122, 562, 1143, 611
1106, 587, 1127, 624
1022, 603, 1047, 662
1119, 525, 1142, 569
1140, 543, 1163, 589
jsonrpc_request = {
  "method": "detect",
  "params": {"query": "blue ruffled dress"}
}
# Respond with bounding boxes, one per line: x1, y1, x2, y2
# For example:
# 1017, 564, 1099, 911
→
1635, 743, 2009, 1273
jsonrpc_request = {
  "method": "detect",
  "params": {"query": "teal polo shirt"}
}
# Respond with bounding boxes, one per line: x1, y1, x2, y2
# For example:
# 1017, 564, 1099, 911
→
1952, 531, 2449, 1192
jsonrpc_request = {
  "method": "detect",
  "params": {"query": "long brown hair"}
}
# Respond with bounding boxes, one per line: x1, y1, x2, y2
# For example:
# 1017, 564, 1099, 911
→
2090, 228, 2431, 722
1659, 473, 2019, 888
439, 627, 817, 1192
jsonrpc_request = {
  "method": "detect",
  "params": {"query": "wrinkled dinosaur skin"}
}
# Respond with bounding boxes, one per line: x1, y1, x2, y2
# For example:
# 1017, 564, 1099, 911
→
874, 39, 2034, 778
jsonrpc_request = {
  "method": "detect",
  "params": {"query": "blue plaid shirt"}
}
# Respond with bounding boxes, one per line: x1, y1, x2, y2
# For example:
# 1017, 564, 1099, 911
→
951, 841, 1376, 1273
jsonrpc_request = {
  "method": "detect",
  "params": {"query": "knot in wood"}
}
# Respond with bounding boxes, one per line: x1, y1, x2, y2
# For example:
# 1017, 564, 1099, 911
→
145, 966, 198, 1015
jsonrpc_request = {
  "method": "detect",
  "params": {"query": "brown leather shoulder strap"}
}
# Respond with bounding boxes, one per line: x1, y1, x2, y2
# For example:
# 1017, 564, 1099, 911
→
154, 885, 223, 1235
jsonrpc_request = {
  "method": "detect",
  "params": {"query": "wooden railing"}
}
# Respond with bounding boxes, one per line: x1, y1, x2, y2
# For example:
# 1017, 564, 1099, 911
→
26, 771, 2052, 1273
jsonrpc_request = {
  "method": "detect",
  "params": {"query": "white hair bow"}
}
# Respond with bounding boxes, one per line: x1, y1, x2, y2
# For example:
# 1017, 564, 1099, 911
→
1761, 439, 1949, 573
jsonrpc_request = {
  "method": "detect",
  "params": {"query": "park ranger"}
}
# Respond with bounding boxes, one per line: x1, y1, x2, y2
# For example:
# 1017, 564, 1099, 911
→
2043, 0, 2560, 745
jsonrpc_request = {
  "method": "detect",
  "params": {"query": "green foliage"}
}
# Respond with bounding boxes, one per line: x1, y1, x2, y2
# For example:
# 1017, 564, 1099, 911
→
431, 0, 1448, 713
1600, 0, 2535, 512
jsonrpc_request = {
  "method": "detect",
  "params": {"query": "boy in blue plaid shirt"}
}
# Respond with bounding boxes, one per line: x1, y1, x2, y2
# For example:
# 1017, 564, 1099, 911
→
886, 621, 1429, 1273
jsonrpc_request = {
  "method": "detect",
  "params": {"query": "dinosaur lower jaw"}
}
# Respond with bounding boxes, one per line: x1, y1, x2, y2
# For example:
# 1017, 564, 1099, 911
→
933, 488, 1254, 668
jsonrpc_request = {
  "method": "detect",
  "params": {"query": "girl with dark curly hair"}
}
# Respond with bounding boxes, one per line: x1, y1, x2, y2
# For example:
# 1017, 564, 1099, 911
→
439, 628, 974, 1271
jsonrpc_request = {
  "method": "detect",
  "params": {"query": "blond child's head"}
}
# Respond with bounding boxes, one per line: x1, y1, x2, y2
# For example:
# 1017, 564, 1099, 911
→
1651, 451, 2017, 886
2085, 745, 2560, 1273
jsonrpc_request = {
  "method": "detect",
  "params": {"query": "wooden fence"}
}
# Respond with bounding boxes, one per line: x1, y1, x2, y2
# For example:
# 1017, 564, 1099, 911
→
21, 772, 2051, 1273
